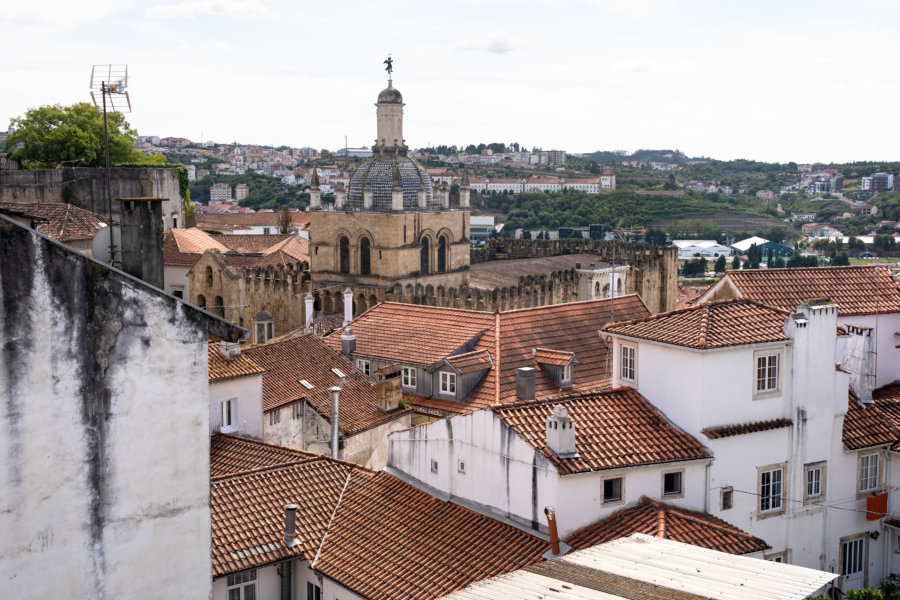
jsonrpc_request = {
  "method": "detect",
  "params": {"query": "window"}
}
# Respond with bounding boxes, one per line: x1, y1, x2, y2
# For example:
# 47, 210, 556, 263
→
221, 399, 235, 431
458, 459, 466, 474
755, 353, 779, 393
356, 359, 370, 376
292, 403, 302, 420
173, 289, 183, 299
339, 236, 350, 274
663, 471, 683, 497
562, 361, 573, 383
263, 227, 271, 235
206, 266, 214, 287
256, 323, 266, 345
721, 487, 734, 510
759, 466, 784, 514
859, 453, 879, 493
766, 552, 787, 563
621, 345, 636, 382
269, 410, 281, 426
307, 582, 321, 600
437, 236, 447, 273
227, 570, 256, 600
440, 371, 457, 394
360, 237, 371, 276
603, 477, 623, 503
431, 459, 439, 474
420, 237, 430, 274
402, 367, 417, 388
805, 462, 826, 500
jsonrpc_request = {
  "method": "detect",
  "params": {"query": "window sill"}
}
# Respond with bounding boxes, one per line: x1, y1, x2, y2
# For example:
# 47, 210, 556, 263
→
753, 390, 781, 401
220, 425, 239, 434
757, 509, 786, 520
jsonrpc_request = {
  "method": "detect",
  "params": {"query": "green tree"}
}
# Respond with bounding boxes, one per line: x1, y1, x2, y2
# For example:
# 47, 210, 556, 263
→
714, 255, 727, 274
278, 206, 295, 234
5, 102, 143, 167
832, 252, 850, 266
731, 255, 741, 269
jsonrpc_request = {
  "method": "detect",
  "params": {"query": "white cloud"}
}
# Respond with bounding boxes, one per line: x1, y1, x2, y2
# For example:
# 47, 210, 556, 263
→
175, 42, 235, 55
146, 0, 272, 19
612, 57, 656, 73
451, 34, 516, 54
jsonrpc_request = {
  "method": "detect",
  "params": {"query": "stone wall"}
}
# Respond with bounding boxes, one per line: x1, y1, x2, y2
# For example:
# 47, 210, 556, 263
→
0, 215, 236, 598
0, 167, 185, 231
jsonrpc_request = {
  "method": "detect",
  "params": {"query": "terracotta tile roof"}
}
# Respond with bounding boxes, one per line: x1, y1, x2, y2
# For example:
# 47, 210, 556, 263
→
172, 227, 230, 253
164, 228, 309, 268
209, 435, 547, 596
842, 391, 897, 450
604, 299, 789, 349
324, 303, 494, 367
162, 231, 202, 266
243, 333, 408, 434
701, 418, 792, 440
713, 266, 900, 316
446, 349, 493, 374
210, 433, 318, 477
210, 233, 295, 253
325, 296, 651, 412
208, 345, 266, 382
492, 388, 710, 475
0, 202, 110, 242
533, 348, 575, 367
195, 211, 310, 229
565, 497, 768, 555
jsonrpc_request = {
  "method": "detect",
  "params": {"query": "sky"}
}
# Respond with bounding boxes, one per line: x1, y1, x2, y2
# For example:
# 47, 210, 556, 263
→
3, 0, 899, 163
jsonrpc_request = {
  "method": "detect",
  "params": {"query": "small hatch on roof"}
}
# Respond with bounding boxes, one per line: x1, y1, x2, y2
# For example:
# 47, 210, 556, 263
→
331, 368, 346, 379
299, 380, 314, 390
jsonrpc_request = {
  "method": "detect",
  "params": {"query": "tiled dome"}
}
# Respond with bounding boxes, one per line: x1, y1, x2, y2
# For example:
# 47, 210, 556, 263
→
346, 155, 437, 211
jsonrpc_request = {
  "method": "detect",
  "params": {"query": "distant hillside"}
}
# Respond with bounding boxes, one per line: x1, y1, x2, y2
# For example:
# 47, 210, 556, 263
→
582, 149, 705, 164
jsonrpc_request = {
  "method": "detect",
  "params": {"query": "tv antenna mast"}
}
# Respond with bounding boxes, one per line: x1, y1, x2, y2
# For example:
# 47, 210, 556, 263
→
90, 64, 131, 267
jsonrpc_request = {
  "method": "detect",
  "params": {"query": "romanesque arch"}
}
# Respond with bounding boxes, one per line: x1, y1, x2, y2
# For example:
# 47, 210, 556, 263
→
360, 237, 372, 276
339, 236, 350, 274
420, 237, 430, 275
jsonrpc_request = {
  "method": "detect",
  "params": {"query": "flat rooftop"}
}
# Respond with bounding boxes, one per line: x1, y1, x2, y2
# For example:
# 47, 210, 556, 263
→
468, 253, 608, 289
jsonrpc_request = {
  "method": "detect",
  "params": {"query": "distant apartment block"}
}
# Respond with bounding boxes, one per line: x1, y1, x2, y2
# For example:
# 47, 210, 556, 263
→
862, 172, 894, 192
234, 183, 249, 202
210, 182, 232, 203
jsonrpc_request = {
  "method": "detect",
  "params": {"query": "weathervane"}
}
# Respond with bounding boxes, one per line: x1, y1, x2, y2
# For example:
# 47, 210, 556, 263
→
384, 55, 393, 76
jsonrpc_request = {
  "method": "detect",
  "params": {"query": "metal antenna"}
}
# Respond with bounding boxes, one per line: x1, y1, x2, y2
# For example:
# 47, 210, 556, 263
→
90, 64, 131, 267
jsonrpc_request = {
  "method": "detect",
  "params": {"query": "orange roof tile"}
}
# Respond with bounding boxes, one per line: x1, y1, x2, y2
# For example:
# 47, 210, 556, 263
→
0, 202, 110, 242
842, 391, 897, 450
533, 348, 575, 367
243, 334, 408, 434
702, 418, 792, 440
493, 389, 710, 475
446, 349, 493, 374
195, 211, 310, 229
325, 297, 651, 412
210, 233, 295, 253
172, 227, 230, 254
604, 300, 789, 349
210, 433, 317, 477
710, 266, 900, 316
209, 435, 547, 596
565, 497, 768, 555
208, 345, 266, 382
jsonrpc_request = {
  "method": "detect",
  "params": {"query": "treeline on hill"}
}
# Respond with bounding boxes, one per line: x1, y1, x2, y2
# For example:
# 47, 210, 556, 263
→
418, 142, 527, 155
582, 149, 697, 164
489, 189, 772, 232
189, 173, 309, 210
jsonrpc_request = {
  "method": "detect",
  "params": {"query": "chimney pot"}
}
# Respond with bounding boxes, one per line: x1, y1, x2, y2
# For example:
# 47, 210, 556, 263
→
516, 367, 535, 401
283, 504, 299, 548
341, 326, 357, 356
541, 505, 571, 558
330, 387, 341, 459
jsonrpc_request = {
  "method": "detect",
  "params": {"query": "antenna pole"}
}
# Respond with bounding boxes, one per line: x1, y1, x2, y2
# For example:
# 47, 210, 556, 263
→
101, 82, 115, 267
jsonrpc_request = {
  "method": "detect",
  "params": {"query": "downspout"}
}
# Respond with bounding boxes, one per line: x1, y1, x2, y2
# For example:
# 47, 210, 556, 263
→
704, 461, 710, 513
278, 560, 292, 600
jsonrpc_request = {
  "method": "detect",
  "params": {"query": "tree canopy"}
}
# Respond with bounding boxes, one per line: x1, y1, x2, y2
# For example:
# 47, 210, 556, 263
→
5, 102, 145, 168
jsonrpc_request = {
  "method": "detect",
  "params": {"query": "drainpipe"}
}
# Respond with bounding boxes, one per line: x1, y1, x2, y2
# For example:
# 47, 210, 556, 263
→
330, 387, 341, 459
704, 461, 711, 513
280, 503, 299, 600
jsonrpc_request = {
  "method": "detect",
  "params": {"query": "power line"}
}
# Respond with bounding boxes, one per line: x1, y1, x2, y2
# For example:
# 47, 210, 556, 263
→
719, 486, 897, 520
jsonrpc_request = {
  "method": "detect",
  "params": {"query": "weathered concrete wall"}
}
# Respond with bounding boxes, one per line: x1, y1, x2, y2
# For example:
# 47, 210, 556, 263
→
0, 167, 184, 231
0, 216, 216, 599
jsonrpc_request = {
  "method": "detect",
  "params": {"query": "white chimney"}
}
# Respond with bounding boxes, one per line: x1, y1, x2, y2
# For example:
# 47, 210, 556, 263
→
219, 341, 241, 359
304, 292, 314, 332
546, 405, 577, 458
341, 326, 356, 356
343, 288, 353, 325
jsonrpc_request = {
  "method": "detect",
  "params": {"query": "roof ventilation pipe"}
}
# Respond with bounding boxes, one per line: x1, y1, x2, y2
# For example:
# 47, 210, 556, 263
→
283, 504, 299, 548
330, 386, 341, 459
542, 506, 572, 559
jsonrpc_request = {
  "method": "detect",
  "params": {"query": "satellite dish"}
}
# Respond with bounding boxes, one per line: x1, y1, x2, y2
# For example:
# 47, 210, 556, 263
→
91, 225, 121, 264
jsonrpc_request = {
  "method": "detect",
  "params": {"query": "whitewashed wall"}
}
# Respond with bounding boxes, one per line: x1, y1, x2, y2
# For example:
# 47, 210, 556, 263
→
209, 374, 264, 439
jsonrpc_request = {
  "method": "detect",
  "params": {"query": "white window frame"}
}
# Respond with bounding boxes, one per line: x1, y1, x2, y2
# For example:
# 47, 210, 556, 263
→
306, 581, 321, 600
356, 359, 370, 376
753, 349, 782, 398
430, 459, 439, 474
562, 361, 573, 383
804, 461, 826, 501
858, 452, 880, 494
758, 464, 785, 516
620, 344, 636, 383
440, 371, 457, 395
720, 486, 734, 510
402, 367, 417, 389
226, 569, 257, 599
602, 476, 624, 504
662, 469, 684, 498
457, 459, 466, 474
221, 399, 234, 430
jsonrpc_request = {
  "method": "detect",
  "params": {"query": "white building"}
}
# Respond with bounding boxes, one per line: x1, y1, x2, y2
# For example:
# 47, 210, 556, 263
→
524, 177, 562, 193
563, 178, 601, 194
673, 239, 733, 259
208, 342, 265, 439
600, 170, 616, 190
1, 215, 242, 598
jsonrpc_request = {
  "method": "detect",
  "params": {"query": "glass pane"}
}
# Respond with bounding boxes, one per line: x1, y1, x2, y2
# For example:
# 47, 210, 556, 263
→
244, 584, 256, 600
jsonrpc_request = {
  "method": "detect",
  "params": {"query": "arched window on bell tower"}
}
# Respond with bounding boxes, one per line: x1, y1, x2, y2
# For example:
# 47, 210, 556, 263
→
339, 236, 350, 274
420, 237, 430, 275
360, 238, 371, 276
437, 236, 447, 273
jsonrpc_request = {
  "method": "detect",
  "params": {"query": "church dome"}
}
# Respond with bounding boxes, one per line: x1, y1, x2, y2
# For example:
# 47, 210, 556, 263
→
377, 84, 403, 104
347, 155, 436, 211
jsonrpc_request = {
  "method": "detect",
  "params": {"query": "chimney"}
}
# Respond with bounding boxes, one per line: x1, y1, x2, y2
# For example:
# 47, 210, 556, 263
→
546, 405, 577, 458
117, 197, 164, 288
376, 365, 402, 411
219, 341, 241, 359
516, 367, 535, 401
343, 288, 353, 325
283, 504, 300, 548
440, 181, 450, 209
843, 324, 876, 403
417, 177, 427, 208
304, 292, 314, 332
341, 326, 356, 355
542, 506, 572, 559
329, 386, 341, 459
